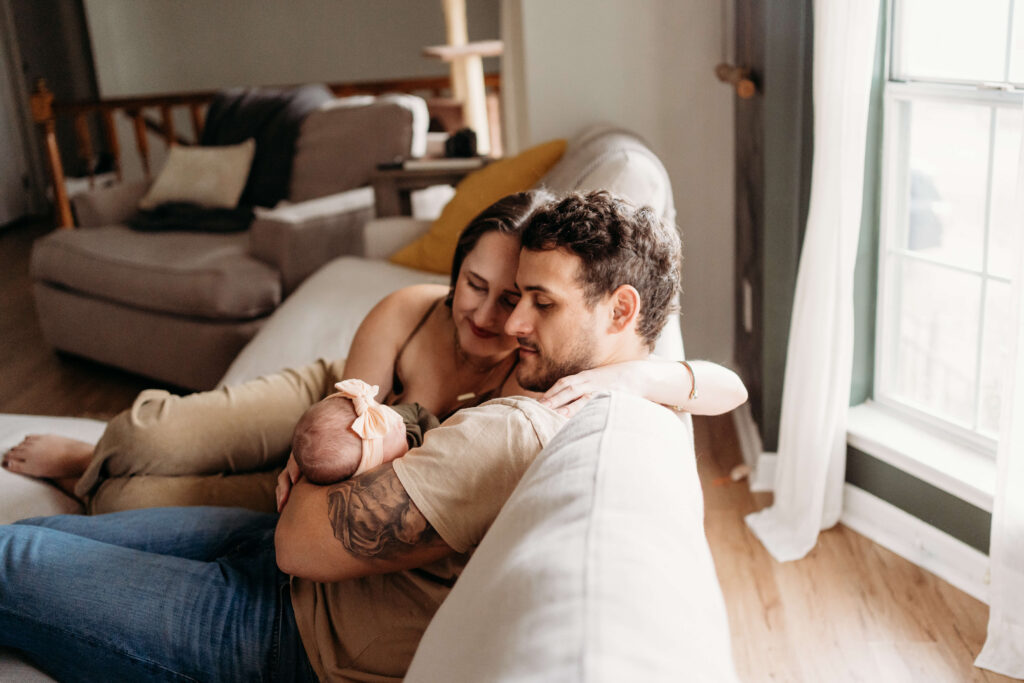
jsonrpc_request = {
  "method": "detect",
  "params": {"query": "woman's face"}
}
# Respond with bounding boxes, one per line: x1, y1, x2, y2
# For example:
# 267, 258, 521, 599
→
451, 231, 522, 361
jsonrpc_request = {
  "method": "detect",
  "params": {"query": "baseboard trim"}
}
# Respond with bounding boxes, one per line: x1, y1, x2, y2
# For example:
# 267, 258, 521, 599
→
840, 483, 990, 604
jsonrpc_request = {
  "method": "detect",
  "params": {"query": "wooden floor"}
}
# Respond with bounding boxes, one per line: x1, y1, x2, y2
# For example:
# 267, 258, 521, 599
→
2, 220, 1016, 682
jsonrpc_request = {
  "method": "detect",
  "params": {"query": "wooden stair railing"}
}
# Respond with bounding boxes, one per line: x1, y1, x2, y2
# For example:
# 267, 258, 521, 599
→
30, 74, 501, 229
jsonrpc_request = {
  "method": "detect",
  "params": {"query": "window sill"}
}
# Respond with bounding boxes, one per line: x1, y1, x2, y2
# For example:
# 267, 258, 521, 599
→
847, 401, 996, 512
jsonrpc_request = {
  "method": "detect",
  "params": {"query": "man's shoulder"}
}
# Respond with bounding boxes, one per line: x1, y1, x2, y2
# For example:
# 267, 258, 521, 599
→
444, 396, 567, 446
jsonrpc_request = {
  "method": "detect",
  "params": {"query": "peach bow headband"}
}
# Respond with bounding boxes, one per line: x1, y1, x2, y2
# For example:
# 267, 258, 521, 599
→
334, 379, 400, 474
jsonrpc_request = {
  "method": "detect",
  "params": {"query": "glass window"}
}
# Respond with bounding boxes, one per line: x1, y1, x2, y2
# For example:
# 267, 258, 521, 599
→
877, 0, 1023, 452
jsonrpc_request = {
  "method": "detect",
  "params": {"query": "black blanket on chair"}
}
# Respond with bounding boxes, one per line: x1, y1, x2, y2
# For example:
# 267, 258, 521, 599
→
130, 84, 333, 233
201, 83, 333, 208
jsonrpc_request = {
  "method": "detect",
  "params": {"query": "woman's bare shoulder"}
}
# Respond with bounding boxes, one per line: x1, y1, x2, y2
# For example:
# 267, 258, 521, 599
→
345, 284, 450, 386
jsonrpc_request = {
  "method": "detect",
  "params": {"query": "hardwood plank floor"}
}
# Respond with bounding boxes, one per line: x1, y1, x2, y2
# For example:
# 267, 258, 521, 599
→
1, 220, 1016, 681
695, 414, 1016, 682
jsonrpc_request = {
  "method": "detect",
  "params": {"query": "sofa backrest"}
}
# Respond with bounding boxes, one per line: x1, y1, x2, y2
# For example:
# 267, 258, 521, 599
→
405, 392, 736, 682
288, 94, 429, 203
538, 124, 676, 226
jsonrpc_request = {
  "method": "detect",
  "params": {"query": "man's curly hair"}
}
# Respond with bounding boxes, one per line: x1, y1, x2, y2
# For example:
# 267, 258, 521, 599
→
520, 190, 682, 349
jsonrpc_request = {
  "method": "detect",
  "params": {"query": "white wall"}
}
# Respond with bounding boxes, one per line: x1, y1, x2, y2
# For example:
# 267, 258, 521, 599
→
506, 0, 735, 363
83, 0, 500, 97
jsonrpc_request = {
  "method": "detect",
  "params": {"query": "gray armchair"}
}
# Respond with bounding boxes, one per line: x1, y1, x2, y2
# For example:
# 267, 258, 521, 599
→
30, 94, 428, 391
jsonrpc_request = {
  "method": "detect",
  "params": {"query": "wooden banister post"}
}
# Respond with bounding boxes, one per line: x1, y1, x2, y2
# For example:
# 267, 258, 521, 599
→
30, 79, 74, 229
160, 105, 176, 146
128, 108, 152, 179
189, 103, 204, 142
73, 112, 95, 188
101, 109, 123, 181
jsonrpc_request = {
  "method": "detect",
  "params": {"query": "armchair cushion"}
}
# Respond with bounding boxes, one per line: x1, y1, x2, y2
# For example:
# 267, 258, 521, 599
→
70, 180, 149, 228
31, 226, 280, 320
201, 84, 334, 208
389, 139, 567, 274
289, 94, 429, 203
249, 187, 375, 294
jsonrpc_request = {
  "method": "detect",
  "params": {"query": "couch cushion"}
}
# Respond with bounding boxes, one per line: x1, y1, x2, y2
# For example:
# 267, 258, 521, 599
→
31, 226, 281, 320
289, 94, 429, 203
0, 415, 102, 682
405, 393, 737, 682
219, 256, 447, 386
0, 414, 104, 524
540, 124, 675, 225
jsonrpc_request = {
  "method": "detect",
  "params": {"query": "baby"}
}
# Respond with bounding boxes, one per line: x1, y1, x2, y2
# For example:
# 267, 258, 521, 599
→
291, 378, 438, 485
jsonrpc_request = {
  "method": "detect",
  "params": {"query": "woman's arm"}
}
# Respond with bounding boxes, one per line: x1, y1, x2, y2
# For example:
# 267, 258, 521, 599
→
339, 284, 448, 395
275, 283, 448, 510
539, 357, 748, 417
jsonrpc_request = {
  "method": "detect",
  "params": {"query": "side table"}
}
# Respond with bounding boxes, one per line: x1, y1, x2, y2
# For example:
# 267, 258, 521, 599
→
371, 159, 491, 217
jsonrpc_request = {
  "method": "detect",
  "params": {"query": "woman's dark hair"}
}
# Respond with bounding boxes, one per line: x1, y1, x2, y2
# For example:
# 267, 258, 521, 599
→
445, 189, 555, 307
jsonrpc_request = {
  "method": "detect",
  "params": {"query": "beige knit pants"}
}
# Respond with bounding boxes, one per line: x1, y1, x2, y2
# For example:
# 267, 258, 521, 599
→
77, 358, 347, 514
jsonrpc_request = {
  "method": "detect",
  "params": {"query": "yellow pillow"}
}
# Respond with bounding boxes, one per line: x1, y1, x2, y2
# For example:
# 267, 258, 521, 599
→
389, 139, 567, 274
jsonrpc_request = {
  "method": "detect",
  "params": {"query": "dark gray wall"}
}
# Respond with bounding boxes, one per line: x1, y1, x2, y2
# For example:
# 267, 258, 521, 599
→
11, 0, 99, 176
734, 0, 813, 452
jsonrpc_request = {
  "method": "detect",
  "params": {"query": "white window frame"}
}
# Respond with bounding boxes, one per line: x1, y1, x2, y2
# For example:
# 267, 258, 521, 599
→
874, 2, 1024, 459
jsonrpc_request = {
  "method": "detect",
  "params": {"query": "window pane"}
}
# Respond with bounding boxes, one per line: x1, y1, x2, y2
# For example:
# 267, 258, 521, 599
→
988, 108, 1023, 279
1009, 0, 1024, 82
895, 0, 1009, 82
883, 257, 981, 425
979, 281, 1012, 436
901, 100, 990, 271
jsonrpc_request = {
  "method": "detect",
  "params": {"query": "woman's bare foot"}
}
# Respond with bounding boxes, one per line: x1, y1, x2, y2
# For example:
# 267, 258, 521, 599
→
1, 435, 95, 479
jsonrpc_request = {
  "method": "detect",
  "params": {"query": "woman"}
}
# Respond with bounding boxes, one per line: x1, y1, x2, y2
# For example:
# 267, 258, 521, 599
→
2, 190, 747, 514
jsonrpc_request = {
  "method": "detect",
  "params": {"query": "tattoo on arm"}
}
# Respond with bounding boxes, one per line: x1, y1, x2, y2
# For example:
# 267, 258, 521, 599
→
326, 463, 444, 560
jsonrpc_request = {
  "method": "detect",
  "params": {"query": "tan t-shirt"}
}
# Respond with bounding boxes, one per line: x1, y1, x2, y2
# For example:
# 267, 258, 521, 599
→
290, 397, 566, 682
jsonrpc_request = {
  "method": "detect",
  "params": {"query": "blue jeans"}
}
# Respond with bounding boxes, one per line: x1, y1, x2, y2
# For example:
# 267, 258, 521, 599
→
0, 507, 317, 682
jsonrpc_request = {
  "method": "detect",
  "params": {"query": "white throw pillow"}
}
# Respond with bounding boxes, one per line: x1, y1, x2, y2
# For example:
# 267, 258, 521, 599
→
138, 138, 255, 210
405, 392, 738, 682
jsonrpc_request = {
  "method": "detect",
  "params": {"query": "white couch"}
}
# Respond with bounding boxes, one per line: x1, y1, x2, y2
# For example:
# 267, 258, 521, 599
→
1, 125, 737, 680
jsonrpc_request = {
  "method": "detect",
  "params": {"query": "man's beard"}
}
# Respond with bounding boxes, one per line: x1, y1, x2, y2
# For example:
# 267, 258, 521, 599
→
515, 335, 597, 392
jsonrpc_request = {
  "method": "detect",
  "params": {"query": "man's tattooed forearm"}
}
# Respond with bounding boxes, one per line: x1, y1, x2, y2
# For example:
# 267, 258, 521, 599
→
326, 463, 443, 560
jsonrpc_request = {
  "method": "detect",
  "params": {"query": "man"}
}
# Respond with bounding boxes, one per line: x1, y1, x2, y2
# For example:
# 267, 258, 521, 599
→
274, 190, 684, 679
0, 191, 685, 682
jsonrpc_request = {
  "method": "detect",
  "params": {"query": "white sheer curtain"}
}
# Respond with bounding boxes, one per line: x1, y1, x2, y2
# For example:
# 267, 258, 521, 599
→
745, 0, 879, 562
974, 105, 1024, 679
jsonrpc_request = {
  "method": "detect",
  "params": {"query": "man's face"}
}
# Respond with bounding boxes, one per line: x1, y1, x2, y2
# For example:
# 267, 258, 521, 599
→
505, 248, 611, 392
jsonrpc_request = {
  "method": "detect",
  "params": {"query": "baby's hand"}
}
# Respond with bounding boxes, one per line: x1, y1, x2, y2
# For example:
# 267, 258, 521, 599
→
276, 454, 302, 512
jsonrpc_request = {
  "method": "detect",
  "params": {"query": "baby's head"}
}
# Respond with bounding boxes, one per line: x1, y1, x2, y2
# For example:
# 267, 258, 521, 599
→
291, 391, 408, 485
